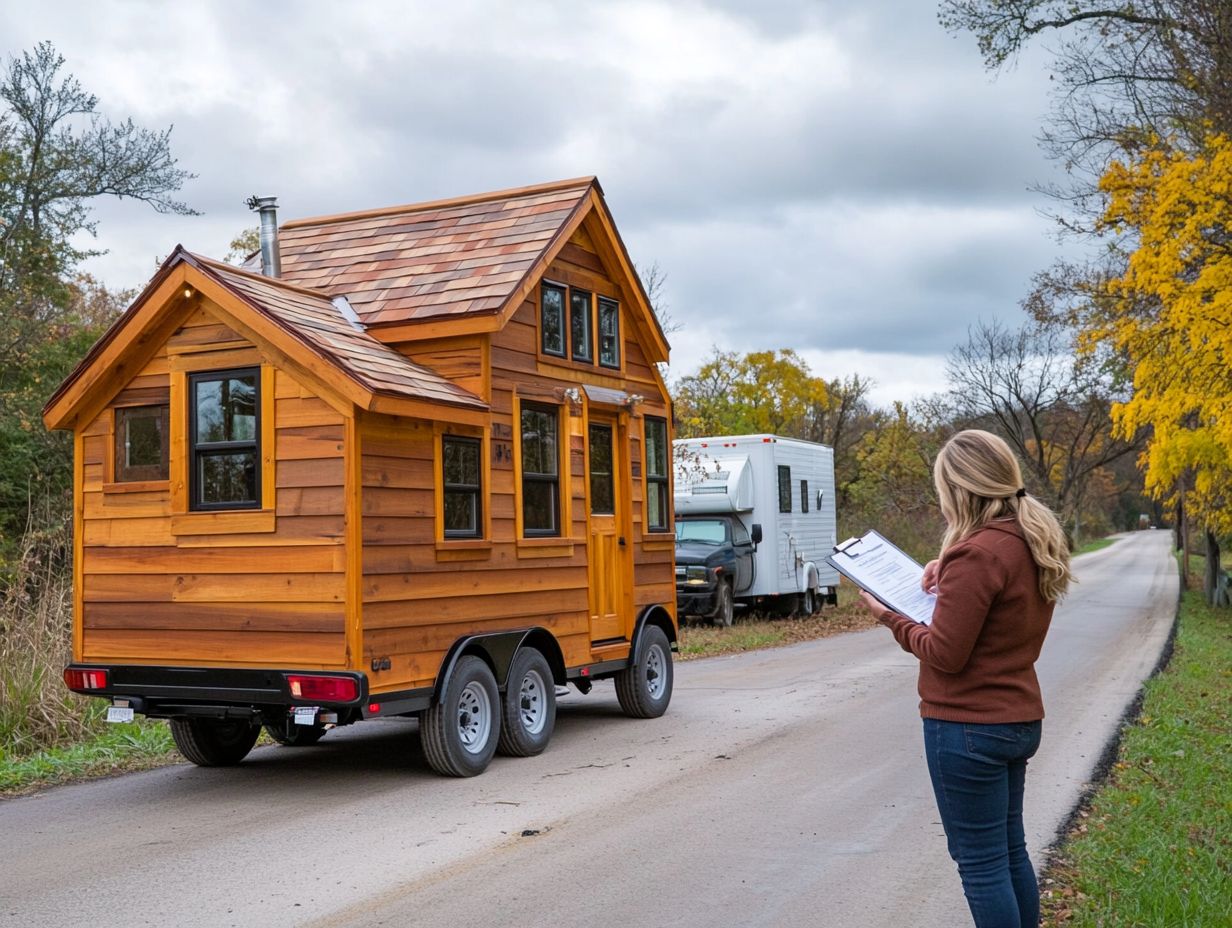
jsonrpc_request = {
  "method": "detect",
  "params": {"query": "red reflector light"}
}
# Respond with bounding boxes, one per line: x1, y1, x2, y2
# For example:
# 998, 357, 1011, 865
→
64, 668, 108, 691
368, 703, 380, 713
286, 675, 358, 702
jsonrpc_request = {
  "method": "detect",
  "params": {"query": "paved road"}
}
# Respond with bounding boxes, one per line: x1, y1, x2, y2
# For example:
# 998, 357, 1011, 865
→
0, 531, 1176, 928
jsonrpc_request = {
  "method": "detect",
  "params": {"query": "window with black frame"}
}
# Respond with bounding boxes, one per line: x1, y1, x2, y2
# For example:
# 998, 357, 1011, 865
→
541, 283, 566, 357
598, 297, 620, 368
520, 403, 560, 536
570, 288, 593, 363
442, 435, 482, 538
801, 479, 809, 513
190, 368, 260, 510
644, 416, 669, 532
778, 465, 791, 513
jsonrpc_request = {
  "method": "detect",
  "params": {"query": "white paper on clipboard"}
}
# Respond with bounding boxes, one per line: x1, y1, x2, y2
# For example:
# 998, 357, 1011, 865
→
826, 530, 936, 625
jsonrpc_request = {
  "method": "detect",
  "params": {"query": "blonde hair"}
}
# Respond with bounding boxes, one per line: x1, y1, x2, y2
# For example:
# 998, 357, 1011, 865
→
934, 429, 1073, 602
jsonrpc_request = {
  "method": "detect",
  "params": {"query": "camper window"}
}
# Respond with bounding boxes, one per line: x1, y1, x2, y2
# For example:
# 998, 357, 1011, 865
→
442, 435, 483, 538
644, 416, 669, 532
801, 479, 809, 513
188, 368, 260, 510
520, 402, 561, 536
540, 283, 567, 358
777, 465, 791, 513
114, 404, 169, 482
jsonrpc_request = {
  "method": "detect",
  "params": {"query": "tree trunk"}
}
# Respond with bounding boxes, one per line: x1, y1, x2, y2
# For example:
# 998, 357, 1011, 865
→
1176, 489, 1189, 588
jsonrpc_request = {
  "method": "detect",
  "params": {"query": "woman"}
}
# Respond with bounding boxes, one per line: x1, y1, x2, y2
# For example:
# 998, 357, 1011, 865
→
859, 429, 1073, 928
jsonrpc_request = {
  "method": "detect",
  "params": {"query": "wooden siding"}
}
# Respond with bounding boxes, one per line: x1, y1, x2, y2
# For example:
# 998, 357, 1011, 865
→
79, 303, 350, 669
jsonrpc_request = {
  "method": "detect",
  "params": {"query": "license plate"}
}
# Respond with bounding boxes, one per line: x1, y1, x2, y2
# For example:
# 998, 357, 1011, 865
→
106, 706, 135, 723
293, 707, 318, 726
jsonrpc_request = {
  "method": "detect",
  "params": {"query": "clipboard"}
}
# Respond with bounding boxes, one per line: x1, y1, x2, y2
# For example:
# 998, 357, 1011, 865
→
826, 530, 936, 625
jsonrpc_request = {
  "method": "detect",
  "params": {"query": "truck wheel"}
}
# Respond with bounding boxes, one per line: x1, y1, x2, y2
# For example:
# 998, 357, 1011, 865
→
615, 625, 673, 719
169, 718, 260, 767
421, 655, 500, 777
497, 648, 556, 757
263, 720, 327, 747
712, 581, 734, 627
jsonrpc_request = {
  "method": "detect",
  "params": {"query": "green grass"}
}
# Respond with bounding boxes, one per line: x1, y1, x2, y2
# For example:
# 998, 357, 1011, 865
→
1041, 572, 1232, 926
1074, 535, 1119, 556
0, 718, 177, 796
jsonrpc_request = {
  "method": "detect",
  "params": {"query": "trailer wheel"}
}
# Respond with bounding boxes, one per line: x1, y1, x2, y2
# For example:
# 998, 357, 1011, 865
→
615, 625, 674, 719
263, 721, 327, 747
712, 581, 734, 627
497, 648, 556, 757
169, 718, 260, 767
421, 655, 500, 777
799, 588, 817, 617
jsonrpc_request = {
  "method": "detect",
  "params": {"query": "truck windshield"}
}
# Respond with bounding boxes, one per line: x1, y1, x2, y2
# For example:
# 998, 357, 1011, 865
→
675, 520, 729, 544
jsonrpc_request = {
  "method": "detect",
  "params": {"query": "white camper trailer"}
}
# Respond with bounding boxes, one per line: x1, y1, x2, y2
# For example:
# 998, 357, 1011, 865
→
673, 435, 839, 624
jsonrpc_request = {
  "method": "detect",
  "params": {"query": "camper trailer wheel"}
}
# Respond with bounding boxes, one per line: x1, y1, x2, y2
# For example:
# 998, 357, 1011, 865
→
800, 588, 817, 617
712, 581, 734, 627
263, 720, 327, 747
497, 648, 556, 757
421, 655, 500, 777
169, 718, 260, 767
615, 625, 674, 719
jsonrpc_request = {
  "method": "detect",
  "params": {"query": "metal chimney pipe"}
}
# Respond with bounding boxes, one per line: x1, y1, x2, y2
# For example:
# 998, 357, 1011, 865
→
246, 195, 281, 277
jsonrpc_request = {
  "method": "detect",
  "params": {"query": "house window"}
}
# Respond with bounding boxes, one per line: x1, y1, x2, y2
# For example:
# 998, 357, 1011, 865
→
442, 435, 482, 538
115, 404, 169, 482
190, 368, 260, 510
588, 423, 614, 514
598, 297, 621, 368
521, 402, 560, 536
570, 289, 593, 363
778, 465, 791, 513
644, 416, 669, 532
540, 283, 566, 357
801, 479, 809, 514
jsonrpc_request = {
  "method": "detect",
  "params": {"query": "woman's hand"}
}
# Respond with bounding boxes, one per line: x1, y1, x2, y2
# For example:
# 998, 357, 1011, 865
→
858, 590, 899, 626
921, 559, 940, 594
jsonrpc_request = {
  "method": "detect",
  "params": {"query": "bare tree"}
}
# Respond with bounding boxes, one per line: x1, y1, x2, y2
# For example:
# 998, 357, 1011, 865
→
945, 317, 1143, 540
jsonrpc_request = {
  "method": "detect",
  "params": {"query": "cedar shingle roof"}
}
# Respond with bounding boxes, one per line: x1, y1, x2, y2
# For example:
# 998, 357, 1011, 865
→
190, 254, 486, 410
267, 177, 597, 328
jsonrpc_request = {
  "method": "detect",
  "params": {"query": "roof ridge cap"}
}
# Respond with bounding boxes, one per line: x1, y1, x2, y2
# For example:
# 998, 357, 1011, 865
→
192, 253, 336, 301
280, 176, 599, 230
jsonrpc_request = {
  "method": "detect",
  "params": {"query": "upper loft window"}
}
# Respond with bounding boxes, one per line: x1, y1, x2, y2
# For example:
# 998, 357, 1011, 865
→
541, 283, 566, 357
598, 297, 621, 368
189, 368, 260, 510
570, 289, 593, 363
114, 404, 169, 482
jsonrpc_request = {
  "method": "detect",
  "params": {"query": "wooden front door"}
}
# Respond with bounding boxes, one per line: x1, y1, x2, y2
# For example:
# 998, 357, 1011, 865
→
586, 415, 630, 642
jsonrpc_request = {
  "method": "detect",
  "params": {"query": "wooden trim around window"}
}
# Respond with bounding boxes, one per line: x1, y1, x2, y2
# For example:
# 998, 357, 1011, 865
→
433, 421, 492, 558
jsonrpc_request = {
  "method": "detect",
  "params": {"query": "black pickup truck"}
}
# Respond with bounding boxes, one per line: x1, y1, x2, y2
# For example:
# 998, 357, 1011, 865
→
674, 514, 761, 627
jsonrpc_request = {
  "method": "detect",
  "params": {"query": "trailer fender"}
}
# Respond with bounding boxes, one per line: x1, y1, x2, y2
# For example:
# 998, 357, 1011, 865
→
433, 628, 568, 703
632, 604, 678, 656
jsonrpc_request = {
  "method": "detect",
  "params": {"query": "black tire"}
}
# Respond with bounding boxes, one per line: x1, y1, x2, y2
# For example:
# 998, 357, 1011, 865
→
263, 720, 328, 747
799, 588, 817, 617
169, 718, 260, 767
711, 581, 734, 627
421, 655, 501, 777
615, 624, 674, 719
497, 648, 556, 757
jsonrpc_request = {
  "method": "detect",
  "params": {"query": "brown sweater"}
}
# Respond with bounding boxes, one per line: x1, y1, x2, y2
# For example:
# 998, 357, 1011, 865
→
887, 520, 1055, 723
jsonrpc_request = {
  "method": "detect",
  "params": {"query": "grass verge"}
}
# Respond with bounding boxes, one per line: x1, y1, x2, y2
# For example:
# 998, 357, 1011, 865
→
677, 584, 878, 661
1, 719, 177, 797
1074, 535, 1119, 556
1040, 567, 1232, 926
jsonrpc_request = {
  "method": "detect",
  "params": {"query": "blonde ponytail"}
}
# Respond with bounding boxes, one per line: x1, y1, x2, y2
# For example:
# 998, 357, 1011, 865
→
934, 430, 1074, 602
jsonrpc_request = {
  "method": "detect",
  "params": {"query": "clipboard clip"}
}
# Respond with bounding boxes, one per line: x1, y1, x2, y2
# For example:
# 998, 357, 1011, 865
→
834, 537, 863, 555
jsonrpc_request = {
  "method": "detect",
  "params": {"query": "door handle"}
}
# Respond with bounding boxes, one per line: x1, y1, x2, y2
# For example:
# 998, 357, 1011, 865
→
618, 537, 626, 547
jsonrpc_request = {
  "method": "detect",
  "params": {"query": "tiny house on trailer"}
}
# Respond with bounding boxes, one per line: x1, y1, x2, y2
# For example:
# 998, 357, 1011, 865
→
674, 435, 838, 623
43, 177, 678, 777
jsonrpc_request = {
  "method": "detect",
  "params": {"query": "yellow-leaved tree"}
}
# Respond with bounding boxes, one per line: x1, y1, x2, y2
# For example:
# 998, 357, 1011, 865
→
1097, 134, 1232, 600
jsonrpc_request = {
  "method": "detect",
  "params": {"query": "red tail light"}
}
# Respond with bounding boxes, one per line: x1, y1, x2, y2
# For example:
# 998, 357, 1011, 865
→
64, 668, 108, 691
286, 675, 358, 702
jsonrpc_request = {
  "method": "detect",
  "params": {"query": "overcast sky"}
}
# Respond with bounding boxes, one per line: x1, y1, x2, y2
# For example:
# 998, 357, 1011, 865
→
2, 0, 1071, 407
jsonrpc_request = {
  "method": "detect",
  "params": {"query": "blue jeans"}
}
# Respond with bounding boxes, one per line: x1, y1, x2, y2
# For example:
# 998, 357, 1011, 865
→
923, 718, 1043, 928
